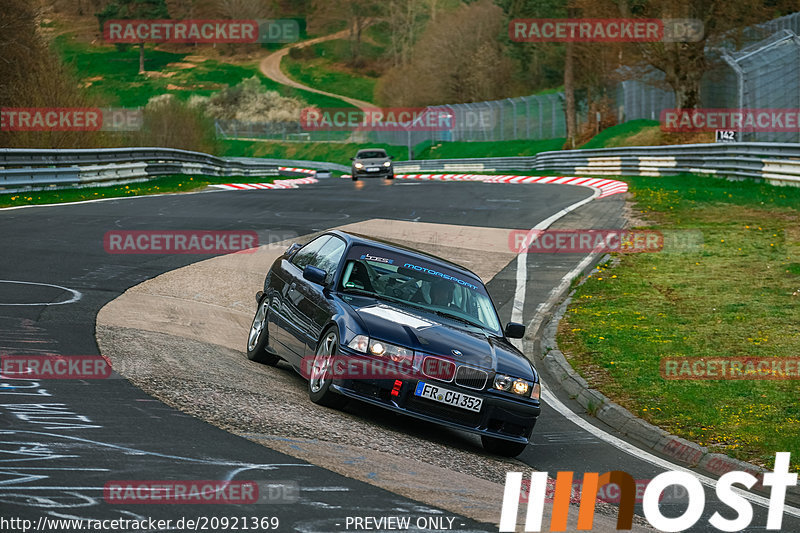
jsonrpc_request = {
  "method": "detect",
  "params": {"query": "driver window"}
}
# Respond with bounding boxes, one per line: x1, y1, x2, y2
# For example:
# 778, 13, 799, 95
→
291, 236, 330, 269
313, 237, 346, 283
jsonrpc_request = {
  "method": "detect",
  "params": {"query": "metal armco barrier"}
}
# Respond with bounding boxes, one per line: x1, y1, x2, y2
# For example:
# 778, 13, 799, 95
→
0, 148, 352, 191
395, 143, 800, 187
3, 142, 799, 191
532, 142, 800, 186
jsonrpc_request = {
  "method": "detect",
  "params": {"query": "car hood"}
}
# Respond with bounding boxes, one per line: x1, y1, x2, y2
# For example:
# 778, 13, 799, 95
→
343, 296, 535, 381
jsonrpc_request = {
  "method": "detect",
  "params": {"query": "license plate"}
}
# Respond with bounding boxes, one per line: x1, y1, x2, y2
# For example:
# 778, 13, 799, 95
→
366, 167, 380, 172
414, 381, 483, 412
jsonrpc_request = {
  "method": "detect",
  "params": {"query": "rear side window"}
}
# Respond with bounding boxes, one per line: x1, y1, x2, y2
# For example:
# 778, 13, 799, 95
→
291, 236, 330, 269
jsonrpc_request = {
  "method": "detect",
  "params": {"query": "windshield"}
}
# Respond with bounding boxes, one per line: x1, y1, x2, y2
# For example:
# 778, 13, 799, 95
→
356, 151, 387, 159
339, 246, 502, 334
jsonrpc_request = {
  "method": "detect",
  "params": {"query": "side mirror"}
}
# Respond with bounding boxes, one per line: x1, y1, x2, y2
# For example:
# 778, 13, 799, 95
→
505, 322, 525, 339
285, 243, 302, 257
388, 155, 394, 160
349, 157, 355, 161
303, 265, 327, 285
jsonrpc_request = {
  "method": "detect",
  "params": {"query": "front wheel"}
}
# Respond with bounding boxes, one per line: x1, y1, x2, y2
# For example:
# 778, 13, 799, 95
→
351, 175, 358, 181
246, 297, 280, 365
308, 328, 348, 409
386, 174, 394, 180
481, 435, 528, 457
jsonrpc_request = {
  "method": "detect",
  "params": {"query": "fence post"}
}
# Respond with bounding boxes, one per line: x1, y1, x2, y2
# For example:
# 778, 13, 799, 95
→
508, 98, 518, 139
538, 96, 543, 139
526, 96, 531, 139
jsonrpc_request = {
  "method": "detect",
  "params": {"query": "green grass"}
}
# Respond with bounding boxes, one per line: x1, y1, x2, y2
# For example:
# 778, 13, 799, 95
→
415, 139, 565, 159
0, 174, 280, 208
53, 34, 356, 109
282, 39, 381, 103
558, 174, 800, 472
579, 119, 660, 149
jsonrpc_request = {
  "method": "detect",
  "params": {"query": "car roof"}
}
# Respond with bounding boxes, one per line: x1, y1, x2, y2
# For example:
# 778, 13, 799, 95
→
325, 230, 482, 283
355, 148, 387, 155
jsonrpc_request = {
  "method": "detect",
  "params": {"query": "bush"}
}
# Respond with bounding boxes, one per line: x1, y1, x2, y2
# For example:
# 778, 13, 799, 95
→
192, 76, 305, 123
132, 94, 218, 153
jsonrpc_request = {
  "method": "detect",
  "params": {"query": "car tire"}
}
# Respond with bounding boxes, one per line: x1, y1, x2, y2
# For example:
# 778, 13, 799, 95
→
246, 296, 280, 365
308, 328, 348, 409
386, 174, 394, 180
481, 435, 528, 457
351, 175, 358, 181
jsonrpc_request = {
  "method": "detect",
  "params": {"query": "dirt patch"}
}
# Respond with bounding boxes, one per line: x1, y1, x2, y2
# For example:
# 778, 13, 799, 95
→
145, 71, 177, 79
166, 62, 198, 70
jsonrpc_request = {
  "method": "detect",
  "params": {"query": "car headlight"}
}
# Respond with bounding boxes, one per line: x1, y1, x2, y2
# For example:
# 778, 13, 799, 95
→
494, 374, 534, 397
347, 334, 369, 352
493, 374, 513, 391
512, 379, 530, 396
383, 161, 391, 167
369, 339, 413, 363
354, 162, 364, 169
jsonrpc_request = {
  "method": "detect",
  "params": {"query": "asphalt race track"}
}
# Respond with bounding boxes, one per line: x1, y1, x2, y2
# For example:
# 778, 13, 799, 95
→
1, 177, 797, 532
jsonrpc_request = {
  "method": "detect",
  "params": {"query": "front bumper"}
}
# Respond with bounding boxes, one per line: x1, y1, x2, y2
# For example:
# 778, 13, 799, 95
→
330, 349, 540, 443
352, 166, 393, 178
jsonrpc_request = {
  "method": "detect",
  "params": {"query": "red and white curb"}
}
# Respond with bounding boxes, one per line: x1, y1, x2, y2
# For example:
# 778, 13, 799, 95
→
211, 176, 318, 191
340, 173, 628, 198
278, 166, 317, 176
397, 173, 627, 198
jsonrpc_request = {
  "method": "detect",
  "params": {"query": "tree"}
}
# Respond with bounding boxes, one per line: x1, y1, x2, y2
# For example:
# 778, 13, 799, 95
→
378, 0, 512, 106
384, 0, 427, 68
495, 0, 567, 92
97, 0, 169, 74
309, 0, 379, 65
583, 0, 792, 110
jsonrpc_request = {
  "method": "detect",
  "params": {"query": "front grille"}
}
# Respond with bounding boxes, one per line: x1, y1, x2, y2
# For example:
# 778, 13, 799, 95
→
454, 365, 488, 390
421, 356, 455, 381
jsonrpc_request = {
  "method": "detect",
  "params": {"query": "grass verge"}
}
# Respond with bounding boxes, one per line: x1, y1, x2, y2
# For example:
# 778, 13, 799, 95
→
54, 34, 355, 109
416, 139, 566, 159
282, 39, 381, 104
0, 175, 279, 208
557, 174, 800, 472
579, 120, 714, 149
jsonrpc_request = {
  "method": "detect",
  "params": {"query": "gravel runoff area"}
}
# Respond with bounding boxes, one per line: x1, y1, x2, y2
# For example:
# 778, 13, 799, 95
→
96, 218, 647, 531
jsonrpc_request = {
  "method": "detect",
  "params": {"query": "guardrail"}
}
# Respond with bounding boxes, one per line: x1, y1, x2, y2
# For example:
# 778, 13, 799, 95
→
395, 143, 800, 187
3, 142, 799, 192
0, 148, 351, 191
533, 142, 800, 186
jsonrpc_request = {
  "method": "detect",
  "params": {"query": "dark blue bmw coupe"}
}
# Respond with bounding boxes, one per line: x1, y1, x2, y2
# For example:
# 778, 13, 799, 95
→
247, 231, 541, 456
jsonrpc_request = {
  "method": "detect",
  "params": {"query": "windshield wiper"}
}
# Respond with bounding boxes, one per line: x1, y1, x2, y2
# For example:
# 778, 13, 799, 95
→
430, 309, 483, 329
341, 287, 379, 298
